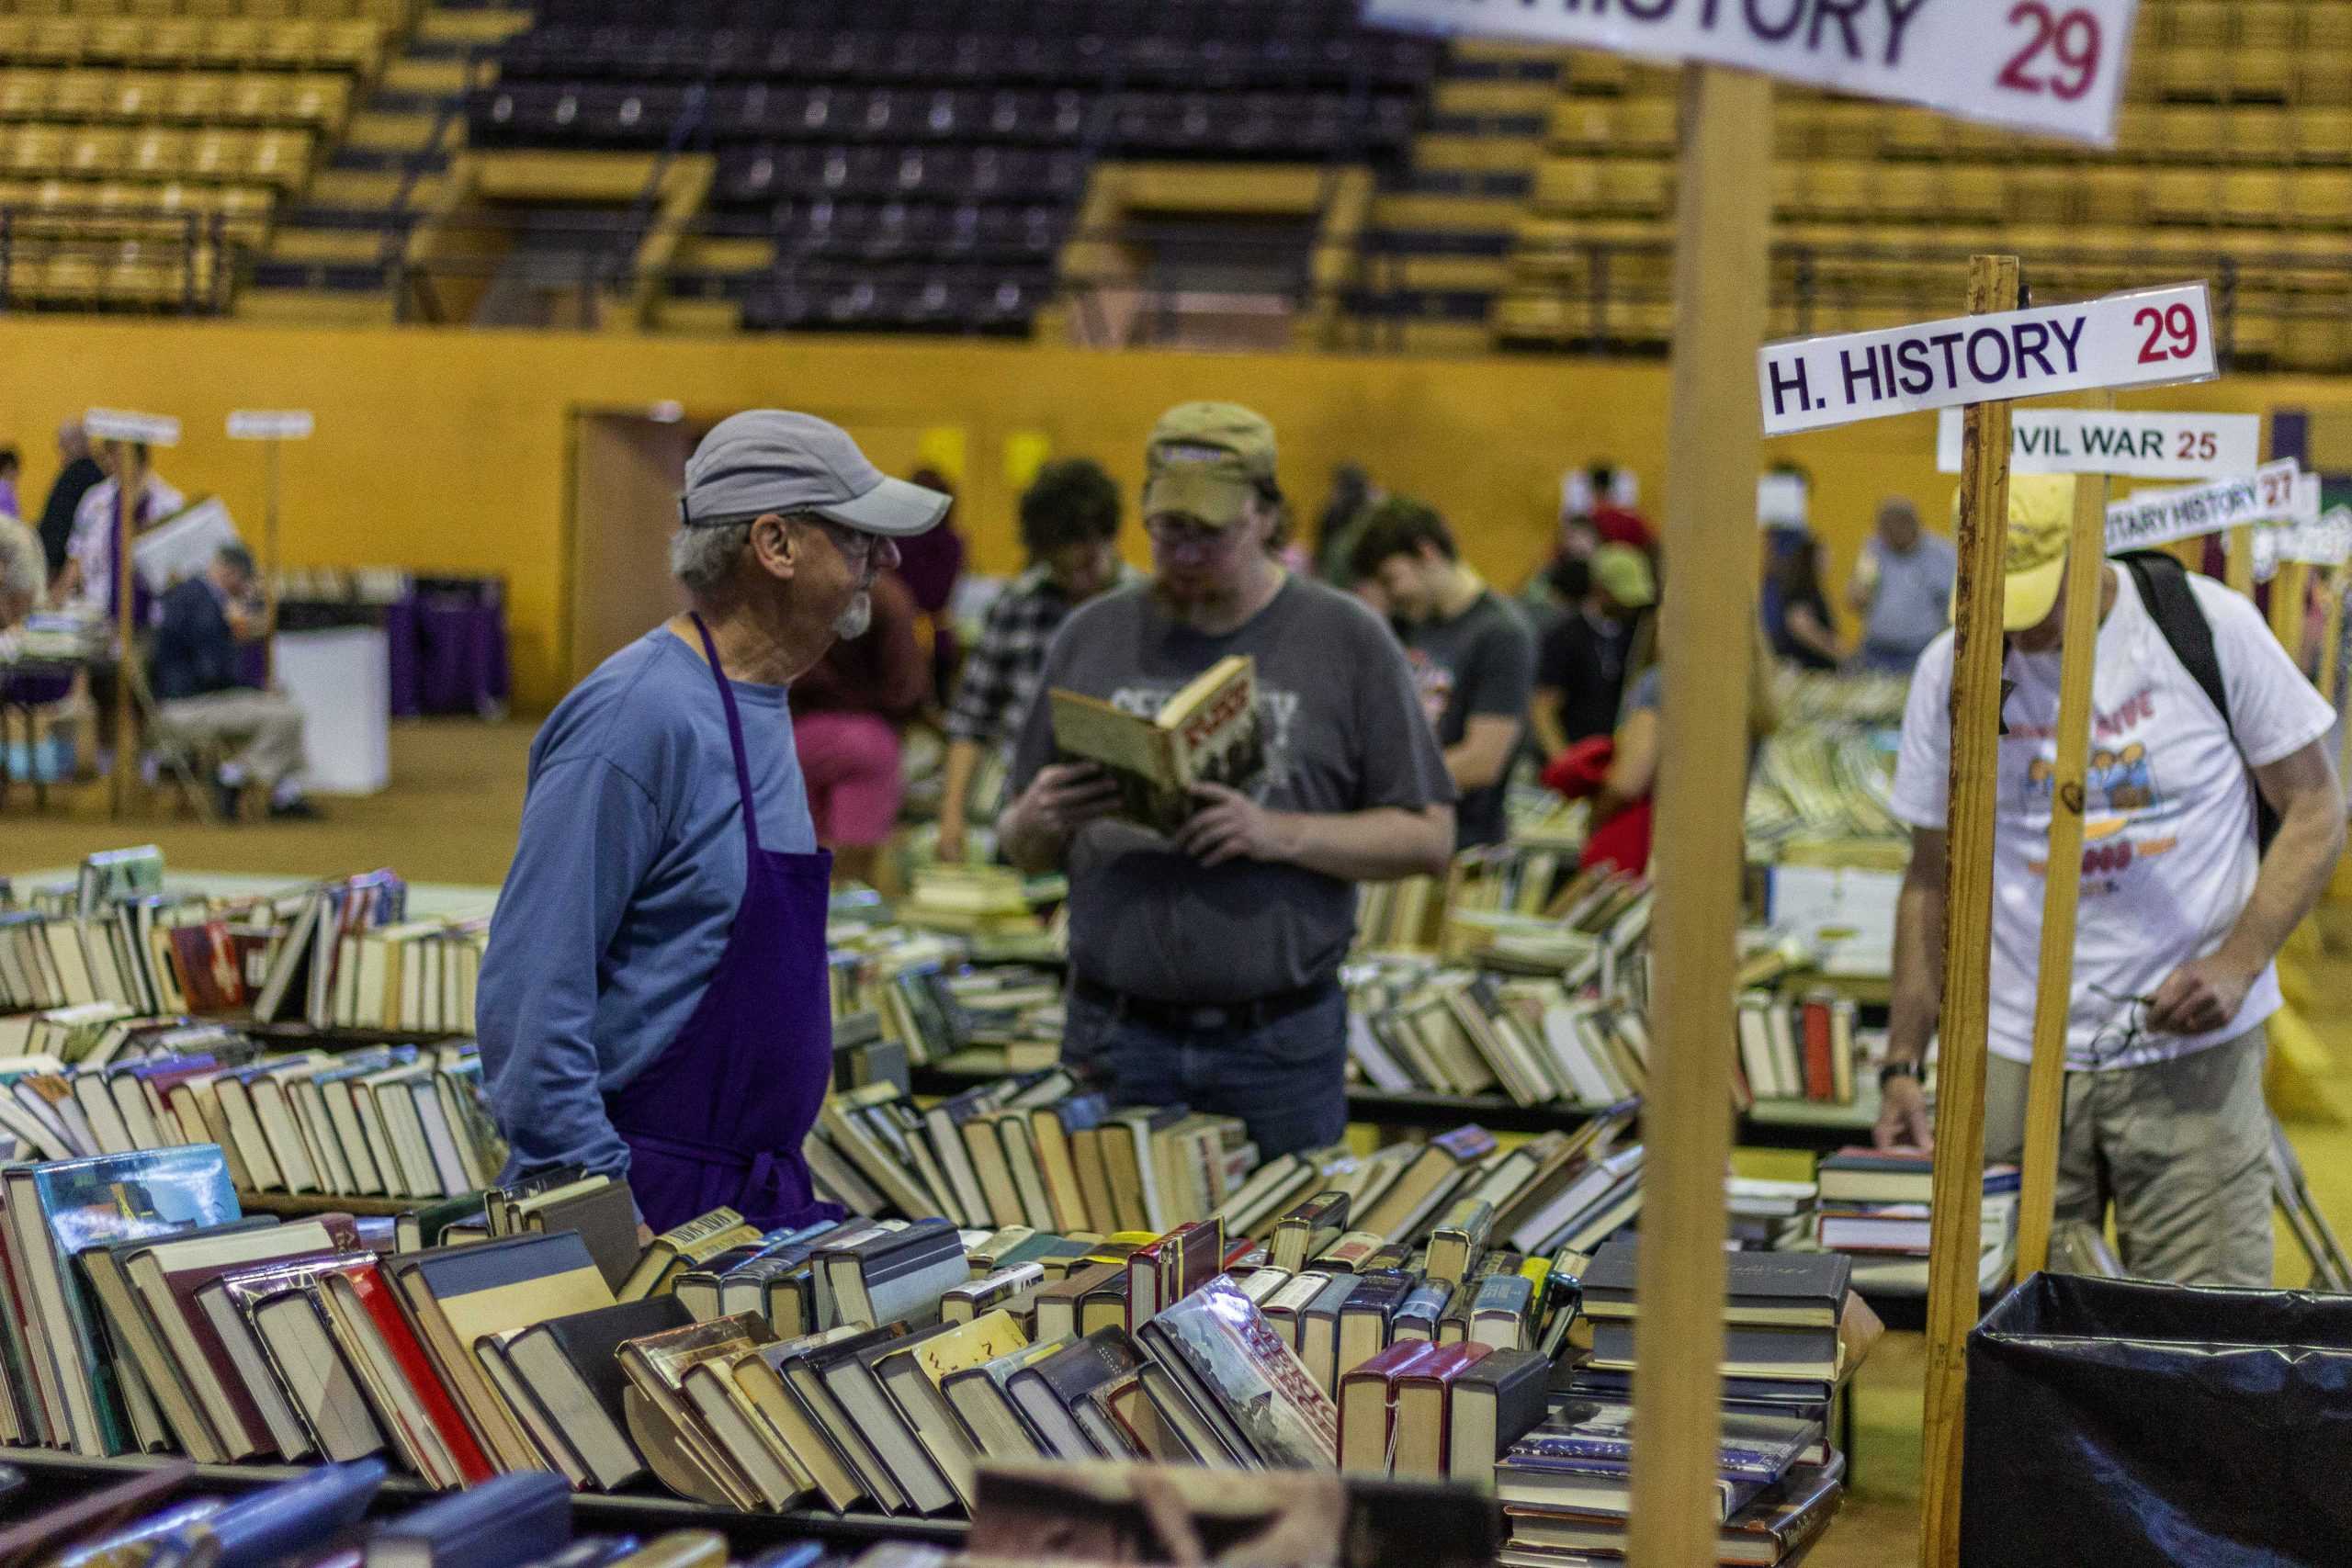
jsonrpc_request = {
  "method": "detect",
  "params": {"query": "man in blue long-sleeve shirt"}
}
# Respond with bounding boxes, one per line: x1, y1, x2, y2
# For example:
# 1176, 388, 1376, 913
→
149, 544, 317, 820
476, 411, 945, 1233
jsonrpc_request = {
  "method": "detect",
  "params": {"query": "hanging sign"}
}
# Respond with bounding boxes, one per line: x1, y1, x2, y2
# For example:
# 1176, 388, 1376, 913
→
84, 409, 180, 446
1362, 0, 2141, 145
1935, 408, 2257, 479
228, 411, 315, 440
1758, 283, 2216, 437
2103, 460, 2301, 554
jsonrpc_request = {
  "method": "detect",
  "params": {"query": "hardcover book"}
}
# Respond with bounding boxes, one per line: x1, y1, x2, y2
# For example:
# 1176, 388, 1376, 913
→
1048, 655, 1264, 833
1137, 1275, 1339, 1468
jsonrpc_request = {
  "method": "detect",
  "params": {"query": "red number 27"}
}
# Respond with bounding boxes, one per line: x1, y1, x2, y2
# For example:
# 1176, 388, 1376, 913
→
1998, 2, 2105, 102
2136, 304, 2201, 366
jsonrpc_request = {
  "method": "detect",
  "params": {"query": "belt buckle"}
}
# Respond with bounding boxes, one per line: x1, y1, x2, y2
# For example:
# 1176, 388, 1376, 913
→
1186, 1005, 1230, 1031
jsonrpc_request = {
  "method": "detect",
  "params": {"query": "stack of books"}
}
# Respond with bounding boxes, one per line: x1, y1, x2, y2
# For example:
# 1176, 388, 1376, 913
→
1734, 990, 1863, 1105
1342, 967, 1649, 1111
0, 1030, 504, 1203
1814, 1147, 2020, 1293
1727, 1178, 1817, 1252
1498, 1240, 1872, 1566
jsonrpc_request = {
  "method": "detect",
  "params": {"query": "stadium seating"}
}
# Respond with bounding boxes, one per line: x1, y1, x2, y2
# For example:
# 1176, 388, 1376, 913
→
0, 0, 408, 312
466, 0, 1441, 333
1496, 0, 2352, 367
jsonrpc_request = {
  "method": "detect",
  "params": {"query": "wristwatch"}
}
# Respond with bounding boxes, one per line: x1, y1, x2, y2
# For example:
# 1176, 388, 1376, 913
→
1878, 1060, 1923, 1091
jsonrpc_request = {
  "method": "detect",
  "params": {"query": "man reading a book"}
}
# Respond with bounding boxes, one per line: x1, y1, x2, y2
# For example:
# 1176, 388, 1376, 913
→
479, 411, 948, 1235
1348, 497, 1538, 850
999, 401, 1455, 1158
1874, 475, 2345, 1287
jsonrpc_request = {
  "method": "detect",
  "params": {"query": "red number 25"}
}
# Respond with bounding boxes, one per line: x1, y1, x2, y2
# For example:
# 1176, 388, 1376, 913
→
1998, 2, 2104, 102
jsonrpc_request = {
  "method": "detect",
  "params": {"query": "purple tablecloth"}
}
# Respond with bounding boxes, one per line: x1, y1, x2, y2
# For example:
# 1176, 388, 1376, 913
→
257, 586, 509, 718
0, 668, 74, 706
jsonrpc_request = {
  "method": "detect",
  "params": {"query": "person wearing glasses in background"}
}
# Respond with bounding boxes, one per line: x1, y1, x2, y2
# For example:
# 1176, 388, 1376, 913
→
998, 402, 1455, 1158
1873, 475, 2345, 1287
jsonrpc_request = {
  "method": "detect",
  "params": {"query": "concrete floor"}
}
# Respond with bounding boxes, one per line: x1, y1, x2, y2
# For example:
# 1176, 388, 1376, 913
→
10, 716, 2352, 1564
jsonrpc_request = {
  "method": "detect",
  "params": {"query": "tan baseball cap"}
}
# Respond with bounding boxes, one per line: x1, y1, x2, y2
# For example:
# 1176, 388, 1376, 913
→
1590, 543, 1656, 609
1949, 473, 2077, 632
1142, 401, 1277, 527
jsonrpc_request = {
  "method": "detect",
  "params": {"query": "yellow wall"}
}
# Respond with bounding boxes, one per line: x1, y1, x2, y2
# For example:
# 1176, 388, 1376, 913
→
2, 315, 2335, 708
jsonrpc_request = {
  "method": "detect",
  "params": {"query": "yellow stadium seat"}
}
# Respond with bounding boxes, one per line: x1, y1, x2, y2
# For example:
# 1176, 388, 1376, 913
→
1873, 164, 1941, 223
323, 20, 380, 68
2110, 105, 2159, 154
180, 0, 239, 15
2238, 1, 2296, 51
2230, 49, 2295, 103
111, 72, 175, 121
2149, 167, 2219, 224
196, 21, 261, 69
2223, 108, 2293, 167
145, 21, 202, 64
85, 20, 148, 64
1563, 52, 1631, 95
2226, 309, 2278, 365
1811, 102, 1881, 161
285, 75, 345, 126
2276, 311, 2345, 373
2310, 7, 2352, 54
9, 0, 71, 16
1533, 158, 1600, 215
224, 76, 283, 121
2154, 106, 2224, 164
104, 240, 180, 308
166, 73, 226, 120
1941, 166, 2007, 223
1879, 108, 1948, 161
1550, 100, 1615, 155
2299, 109, 2352, 164
1617, 97, 1677, 157
258, 21, 320, 69
8, 126, 66, 176
2296, 57, 2352, 107
246, 128, 306, 186
2080, 167, 2149, 227
1598, 159, 1669, 216
2157, 49, 2219, 103
125, 126, 186, 176
128, 0, 181, 17
65, 126, 127, 175
25, 19, 85, 63
184, 128, 247, 179
49, 70, 109, 120
2217, 168, 2290, 221
2164, 2, 2230, 50
213, 182, 270, 243
2008, 167, 2076, 226
1800, 161, 1874, 222
2294, 172, 2352, 229
0, 71, 52, 119
38, 249, 105, 308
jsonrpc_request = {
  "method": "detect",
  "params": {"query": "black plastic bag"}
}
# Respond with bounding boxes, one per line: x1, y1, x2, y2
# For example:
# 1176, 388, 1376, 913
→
1962, 1271, 2352, 1566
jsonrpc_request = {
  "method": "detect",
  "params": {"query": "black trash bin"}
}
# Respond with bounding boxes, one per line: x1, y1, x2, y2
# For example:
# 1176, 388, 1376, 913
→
1962, 1271, 2352, 1567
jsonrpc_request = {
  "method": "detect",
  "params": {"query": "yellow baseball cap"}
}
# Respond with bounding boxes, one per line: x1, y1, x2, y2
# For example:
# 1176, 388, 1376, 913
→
1142, 401, 1277, 527
1590, 543, 1657, 609
1950, 473, 2077, 632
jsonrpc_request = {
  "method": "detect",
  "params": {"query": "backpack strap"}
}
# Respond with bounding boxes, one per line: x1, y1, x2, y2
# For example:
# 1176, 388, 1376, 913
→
2118, 551, 2231, 732
2117, 550, 2278, 851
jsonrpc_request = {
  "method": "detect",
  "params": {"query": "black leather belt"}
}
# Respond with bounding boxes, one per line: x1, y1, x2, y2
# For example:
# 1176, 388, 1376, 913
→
1071, 975, 1340, 1033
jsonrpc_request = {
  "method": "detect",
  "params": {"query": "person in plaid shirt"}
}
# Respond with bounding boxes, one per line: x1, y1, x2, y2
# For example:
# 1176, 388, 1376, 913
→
937, 457, 1135, 861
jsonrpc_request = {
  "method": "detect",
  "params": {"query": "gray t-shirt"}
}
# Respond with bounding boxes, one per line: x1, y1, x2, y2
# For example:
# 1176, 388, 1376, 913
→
1011, 576, 1453, 1004
1860, 531, 1958, 667
1399, 589, 1536, 849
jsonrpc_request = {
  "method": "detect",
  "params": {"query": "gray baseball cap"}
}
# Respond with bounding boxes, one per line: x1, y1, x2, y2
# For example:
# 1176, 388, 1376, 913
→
679, 410, 949, 537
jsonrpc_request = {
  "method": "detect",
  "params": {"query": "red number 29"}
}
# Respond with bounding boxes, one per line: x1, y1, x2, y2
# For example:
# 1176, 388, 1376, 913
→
1999, 2, 2105, 102
2136, 303, 2201, 365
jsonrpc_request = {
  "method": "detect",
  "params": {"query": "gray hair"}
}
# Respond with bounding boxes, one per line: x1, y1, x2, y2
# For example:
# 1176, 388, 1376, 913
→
669, 521, 753, 596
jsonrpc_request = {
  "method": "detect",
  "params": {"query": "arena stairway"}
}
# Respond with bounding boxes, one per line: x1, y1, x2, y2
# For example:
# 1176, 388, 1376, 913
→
1340, 38, 1563, 355
239, 0, 526, 322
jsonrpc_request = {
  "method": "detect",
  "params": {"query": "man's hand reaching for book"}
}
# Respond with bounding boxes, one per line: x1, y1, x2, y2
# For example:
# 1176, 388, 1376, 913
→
1179, 782, 1295, 867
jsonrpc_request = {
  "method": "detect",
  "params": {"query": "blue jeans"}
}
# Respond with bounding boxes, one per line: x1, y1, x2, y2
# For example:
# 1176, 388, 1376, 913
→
1061, 984, 1350, 1161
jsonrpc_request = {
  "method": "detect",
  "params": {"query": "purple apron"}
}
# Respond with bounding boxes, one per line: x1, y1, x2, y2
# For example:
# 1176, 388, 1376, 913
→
603, 614, 842, 1234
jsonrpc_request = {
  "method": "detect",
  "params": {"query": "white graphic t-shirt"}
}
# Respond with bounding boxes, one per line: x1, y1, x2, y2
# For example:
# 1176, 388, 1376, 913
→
1891, 566, 2335, 1069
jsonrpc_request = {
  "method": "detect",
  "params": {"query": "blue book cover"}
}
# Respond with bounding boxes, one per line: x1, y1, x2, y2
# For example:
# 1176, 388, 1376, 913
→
28, 1145, 238, 1455
150, 1458, 388, 1568
364, 1470, 570, 1568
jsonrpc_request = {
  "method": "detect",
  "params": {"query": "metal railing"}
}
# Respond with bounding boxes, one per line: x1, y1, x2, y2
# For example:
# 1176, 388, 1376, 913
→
0, 208, 236, 315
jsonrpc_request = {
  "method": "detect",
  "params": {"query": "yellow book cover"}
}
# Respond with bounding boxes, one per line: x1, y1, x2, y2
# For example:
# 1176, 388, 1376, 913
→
905, 1309, 1028, 1386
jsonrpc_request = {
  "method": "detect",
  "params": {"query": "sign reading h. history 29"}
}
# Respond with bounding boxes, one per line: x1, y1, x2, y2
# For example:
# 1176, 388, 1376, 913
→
1758, 284, 2216, 437
1361, 0, 2140, 145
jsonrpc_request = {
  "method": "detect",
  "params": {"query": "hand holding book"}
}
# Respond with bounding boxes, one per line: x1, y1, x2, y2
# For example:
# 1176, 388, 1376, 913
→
1006, 764, 1125, 839
1176, 782, 1294, 868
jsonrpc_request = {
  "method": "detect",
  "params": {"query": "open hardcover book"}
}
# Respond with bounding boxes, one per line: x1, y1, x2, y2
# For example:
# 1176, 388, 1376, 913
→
1049, 655, 1266, 834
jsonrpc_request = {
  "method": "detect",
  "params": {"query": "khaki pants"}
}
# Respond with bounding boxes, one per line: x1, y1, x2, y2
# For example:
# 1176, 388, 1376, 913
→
1984, 1026, 2273, 1288
153, 688, 307, 794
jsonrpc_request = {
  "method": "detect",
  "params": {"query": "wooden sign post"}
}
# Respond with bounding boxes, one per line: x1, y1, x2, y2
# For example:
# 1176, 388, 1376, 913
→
227, 411, 316, 683
2012, 433, 2111, 1280
1916, 254, 2021, 1568
1624, 62, 1771, 1568
83, 408, 182, 819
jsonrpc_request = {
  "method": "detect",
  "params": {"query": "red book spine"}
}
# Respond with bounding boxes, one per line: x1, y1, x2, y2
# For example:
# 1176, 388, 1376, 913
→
342, 1266, 496, 1484
1800, 1003, 1834, 1103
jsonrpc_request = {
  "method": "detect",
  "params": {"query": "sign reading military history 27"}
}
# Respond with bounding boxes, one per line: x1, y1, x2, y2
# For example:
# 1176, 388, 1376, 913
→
1757, 284, 2216, 437
1361, 0, 2140, 145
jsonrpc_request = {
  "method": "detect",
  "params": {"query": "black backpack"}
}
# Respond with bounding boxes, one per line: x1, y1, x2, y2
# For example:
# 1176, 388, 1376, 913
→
2112, 550, 2281, 852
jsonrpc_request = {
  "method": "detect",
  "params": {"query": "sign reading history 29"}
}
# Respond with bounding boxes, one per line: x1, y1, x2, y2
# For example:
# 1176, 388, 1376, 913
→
1360, 0, 2141, 145
1757, 284, 2216, 437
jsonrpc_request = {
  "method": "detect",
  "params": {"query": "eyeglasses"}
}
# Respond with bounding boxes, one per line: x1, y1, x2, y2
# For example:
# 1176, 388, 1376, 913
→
808, 516, 881, 568
2083, 983, 2154, 1069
